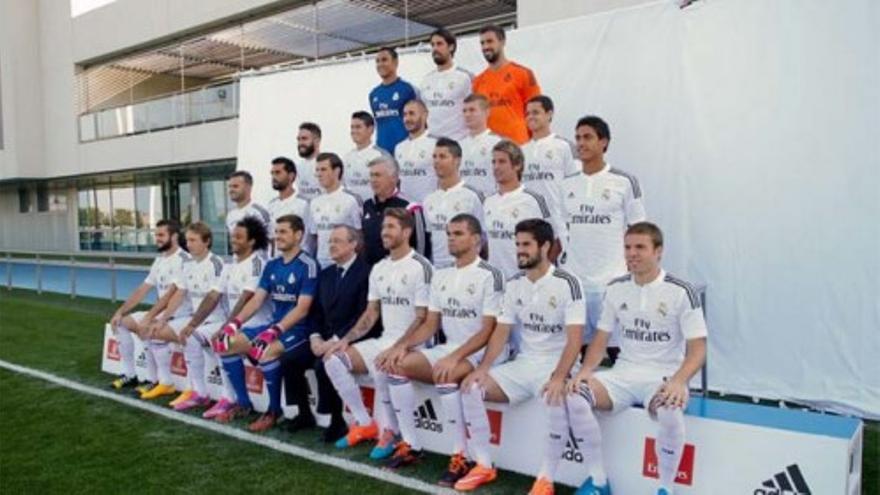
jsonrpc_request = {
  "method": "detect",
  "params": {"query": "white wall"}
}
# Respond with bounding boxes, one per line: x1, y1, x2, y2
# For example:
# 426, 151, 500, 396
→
0, 0, 46, 180
518, 0, 659, 27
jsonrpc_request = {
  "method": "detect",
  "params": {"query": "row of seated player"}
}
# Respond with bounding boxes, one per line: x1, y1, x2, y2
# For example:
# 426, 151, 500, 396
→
109, 211, 705, 495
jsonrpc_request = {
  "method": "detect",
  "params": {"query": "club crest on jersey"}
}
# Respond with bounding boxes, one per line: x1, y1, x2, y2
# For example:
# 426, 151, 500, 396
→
619, 302, 629, 311
288, 273, 296, 284
466, 283, 476, 295
516, 298, 523, 307
548, 296, 558, 309
335, 204, 341, 214
480, 147, 488, 156
453, 201, 463, 212
392, 91, 400, 101
568, 191, 576, 198
401, 274, 409, 285
448, 81, 455, 90
545, 150, 554, 160
419, 150, 426, 159
602, 188, 612, 200
657, 302, 668, 317
511, 208, 520, 219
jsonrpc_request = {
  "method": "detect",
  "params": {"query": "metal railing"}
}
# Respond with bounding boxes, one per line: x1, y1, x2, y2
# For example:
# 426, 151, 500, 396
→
2, 250, 153, 303
78, 80, 239, 142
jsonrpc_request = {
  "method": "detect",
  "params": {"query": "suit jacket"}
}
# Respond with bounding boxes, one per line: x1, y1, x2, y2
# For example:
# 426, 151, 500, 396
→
312, 255, 378, 341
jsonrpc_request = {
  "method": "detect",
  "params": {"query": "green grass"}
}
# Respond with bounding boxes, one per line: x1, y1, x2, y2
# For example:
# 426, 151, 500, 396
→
0, 287, 877, 493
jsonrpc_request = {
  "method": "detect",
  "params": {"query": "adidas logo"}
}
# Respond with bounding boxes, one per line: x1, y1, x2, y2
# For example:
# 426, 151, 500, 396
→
135, 351, 147, 368
619, 302, 628, 311
207, 366, 223, 386
561, 429, 584, 463
754, 464, 811, 495
413, 399, 443, 433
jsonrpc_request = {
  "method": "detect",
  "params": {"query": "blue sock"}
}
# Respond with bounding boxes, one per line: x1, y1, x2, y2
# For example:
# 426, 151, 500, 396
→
221, 355, 253, 409
261, 358, 282, 415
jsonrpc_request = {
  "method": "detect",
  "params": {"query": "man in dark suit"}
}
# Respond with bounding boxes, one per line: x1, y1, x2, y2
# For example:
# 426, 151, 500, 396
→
283, 224, 377, 441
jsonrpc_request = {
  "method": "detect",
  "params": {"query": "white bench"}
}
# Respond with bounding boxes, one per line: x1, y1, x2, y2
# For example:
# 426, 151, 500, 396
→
101, 326, 862, 493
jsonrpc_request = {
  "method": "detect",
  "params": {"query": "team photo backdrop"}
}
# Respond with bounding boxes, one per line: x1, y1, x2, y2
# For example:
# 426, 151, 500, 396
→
237, 0, 880, 418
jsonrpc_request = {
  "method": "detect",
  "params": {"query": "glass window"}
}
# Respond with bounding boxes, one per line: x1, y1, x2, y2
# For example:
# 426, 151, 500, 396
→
18, 188, 31, 213
78, 188, 97, 228
111, 183, 136, 251
49, 187, 68, 212
95, 186, 112, 228
200, 177, 231, 255
178, 181, 193, 226
135, 182, 162, 229
36, 184, 49, 212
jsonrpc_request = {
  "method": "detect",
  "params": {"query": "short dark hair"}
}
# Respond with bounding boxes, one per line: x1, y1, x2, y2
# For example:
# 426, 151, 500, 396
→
515, 218, 554, 248
377, 46, 398, 60
626, 221, 664, 248
527, 95, 554, 113
156, 218, 182, 238
186, 221, 213, 248
228, 170, 253, 185
449, 213, 482, 236
463, 93, 490, 110
576, 115, 611, 152
271, 156, 297, 175
383, 207, 414, 232
316, 152, 344, 180
430, 28, 457, 55
435, 137, 462, 159
352, 111, 375, 128
479, 24, 506, 41
299, 121, 322, 139
276, 214, 305, 234
236, 216, 269, 252
404, 99, 427, 112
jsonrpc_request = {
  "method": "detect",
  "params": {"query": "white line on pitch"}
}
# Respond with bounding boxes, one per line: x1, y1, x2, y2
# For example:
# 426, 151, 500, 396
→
0, 359, 457, 495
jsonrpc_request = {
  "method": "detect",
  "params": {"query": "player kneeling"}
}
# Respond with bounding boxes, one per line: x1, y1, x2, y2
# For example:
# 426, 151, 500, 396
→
551, 222, 707, 495
214, 214, 318, 432
383, 213, 507, 484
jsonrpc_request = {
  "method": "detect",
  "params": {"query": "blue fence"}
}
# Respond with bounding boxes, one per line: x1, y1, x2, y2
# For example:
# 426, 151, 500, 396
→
1, 260, 155, 304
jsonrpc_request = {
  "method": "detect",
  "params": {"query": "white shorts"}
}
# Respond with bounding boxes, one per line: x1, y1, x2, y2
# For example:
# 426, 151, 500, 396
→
489, 353, 559, 405
168, 318, 223, 347
593, 364, 671, 414
420, 343, 510, 370
351, 338, 396, 377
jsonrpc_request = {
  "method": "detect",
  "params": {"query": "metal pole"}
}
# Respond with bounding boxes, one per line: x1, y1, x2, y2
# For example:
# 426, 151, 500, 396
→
700, 289, 708, 397
110, 256, 117, 303
36, 254, 42, 294
70, 256, 77, 299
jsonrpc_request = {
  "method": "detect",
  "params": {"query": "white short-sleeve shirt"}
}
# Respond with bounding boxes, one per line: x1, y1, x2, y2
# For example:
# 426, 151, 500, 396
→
217, 251, 273, 327
422, 181, 485, 268
344, 144, 388, 201
459, 129, 503, 198
368, 249, 433, 342
308, 187, 362, 269
521, 133, 579, 227
419, 65, 473, 140
144, 248, 191, 318
394, 132, 438, 204
177, 253, 225, 322
484, 185, 553, 279
428, 258, 504, 345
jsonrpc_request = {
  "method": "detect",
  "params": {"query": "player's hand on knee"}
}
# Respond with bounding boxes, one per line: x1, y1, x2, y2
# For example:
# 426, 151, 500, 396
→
248, 324, 282, 361
462, 368, 488, 392
213, 318, 241, 353
542, 376, 567, 406
659, 378, 688, 409
568, 368, 593, 395
323, 340, 348, 360
110, 312, 122, 333
432, 356, 459, 384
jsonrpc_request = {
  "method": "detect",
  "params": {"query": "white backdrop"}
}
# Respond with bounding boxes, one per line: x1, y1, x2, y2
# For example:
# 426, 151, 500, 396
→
237, 0, 880, 418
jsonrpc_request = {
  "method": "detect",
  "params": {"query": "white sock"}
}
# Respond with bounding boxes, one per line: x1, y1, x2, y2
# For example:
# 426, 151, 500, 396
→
143, 341, 157, 382
656, 406, 685, 490
437, 383, 467, 455
184, 337, 207, 396
567, 390, 607, 484
373, 371, 399, 434
538, 401, 567, 481
461, 384, 492, 467
116, 326, 136, 378
388, 375, 421, 450
149, 341, 172, 386
208, 349, 236, 401
325, 353, 371, 425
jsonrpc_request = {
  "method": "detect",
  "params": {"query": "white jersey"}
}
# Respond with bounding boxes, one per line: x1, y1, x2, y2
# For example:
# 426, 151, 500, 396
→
144, 248, 191, 318
498, 266, 585, 357
267, 191, 310, 238
422, 181, 485, 268
368, 249, 433, 342
600, 270, 707, 374
428, 258, 504, 345
344, 144, 387, 201
308, 187, 363, 268
560, 165, 646, 291
484, 185, 553, 279
296, 156, 322, 201
177, 253, 225, 323
459, 129, 503, 198
394, 132, 438, 204
226, 200, 272, 235
521, 133, 579, 227
419, 65, 472, 140
217, 251, 272, 326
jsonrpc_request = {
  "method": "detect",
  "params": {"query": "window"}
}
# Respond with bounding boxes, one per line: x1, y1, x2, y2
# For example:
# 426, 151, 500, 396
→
36, 184, 49, 212
200, 177, 231, 254
18, 188, 31, 213
49, 189, 68, 212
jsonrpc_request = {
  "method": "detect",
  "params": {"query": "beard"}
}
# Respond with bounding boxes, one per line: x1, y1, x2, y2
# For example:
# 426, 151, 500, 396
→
432, 51, 448, 66
157, 239, 173, 253
517, 253, 541, 270
298, 144, 315, 158
482, 49, 499, 64
271, 179, 289, 191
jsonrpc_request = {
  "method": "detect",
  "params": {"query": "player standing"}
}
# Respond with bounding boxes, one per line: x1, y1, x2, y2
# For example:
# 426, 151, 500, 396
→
343, 111, 389, 201
394, 99, 438, 204
307, 152, 362, 268
459, 94, 503, 197
369, 47, 417, 155
419, 28, 472, 140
